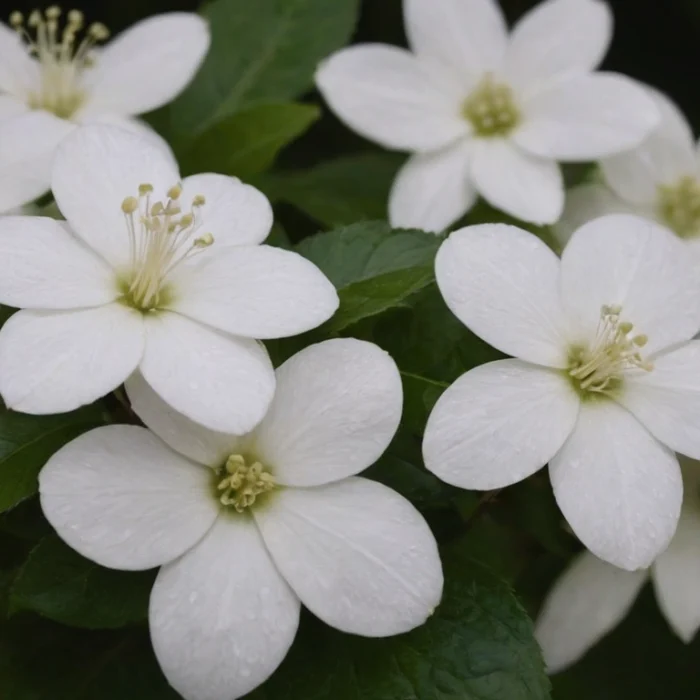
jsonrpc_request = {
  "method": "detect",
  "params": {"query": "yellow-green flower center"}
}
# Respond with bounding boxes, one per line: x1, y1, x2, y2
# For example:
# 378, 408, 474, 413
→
462, 75, 520, 137
567, 304, 653, 399
10, 7, 109, 120
216, 454, 276, 513
657, 175, 700, 239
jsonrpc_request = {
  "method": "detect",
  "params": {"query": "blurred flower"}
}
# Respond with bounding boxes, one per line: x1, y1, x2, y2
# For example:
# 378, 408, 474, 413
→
423, 215, 700, 570
0, 9, 209, 212
39, 338, 443, 700
556, 88, 700, 259
0, 125, 338, 433
316, 0, 658, 232
535, 460, 700, 673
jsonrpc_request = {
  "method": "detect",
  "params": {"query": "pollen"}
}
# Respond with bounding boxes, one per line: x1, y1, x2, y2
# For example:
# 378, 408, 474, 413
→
462, 74, 521, 138
657, 176, 700, 239
567, 304, 653, 398
9, 7, 109, 119
216, 454, 276, 513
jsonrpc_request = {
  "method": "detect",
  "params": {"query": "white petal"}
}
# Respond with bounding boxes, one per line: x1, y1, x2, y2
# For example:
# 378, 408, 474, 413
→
168, 246, 338, 339
125, 372, 240, 467
39, 425, 218, 570
423, 359, 579, 490
619, 341, 700, 460
515, 73, 660, 160
560, 214, 700, 353
0, 22, 38, 96
388, 142, 477, 233
535, 551, 647, 674
150, 516, 300, 700
651, 501, 700, 643
504, 0, 612, 96
601, 88, 698, 205
180, 173, 273, 248
471, 139, 564, 224
550, 400, 682, 570
252, 339, 402, 487
140, 312, 274, 435
0, 111, 73, 213
0, 304, 144, 414
0, 94, 27, 119
316, 45, 467, 152
403, 0, 507, 78
255, 478, 443, 636
52, 124, 180, 269
0, 216, 117, 309
86, 13, 209, 116
435, 223, 569, 367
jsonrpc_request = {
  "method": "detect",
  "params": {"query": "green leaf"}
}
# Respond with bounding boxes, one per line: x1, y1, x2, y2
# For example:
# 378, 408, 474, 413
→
261, 153, 403, 227
247, 558, 550, 700
182, 102, 320, 178
170, 0, 359, 136
9, 535, 153, 629
0, 405, 106, 513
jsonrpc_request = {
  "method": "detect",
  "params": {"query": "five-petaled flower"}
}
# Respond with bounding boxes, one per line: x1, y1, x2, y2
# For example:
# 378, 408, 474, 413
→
0, 8, 209, 212
39, 338, 444, 700
316, 0, 659, 232
0, 124, 338, 434
423, 214, 700, 570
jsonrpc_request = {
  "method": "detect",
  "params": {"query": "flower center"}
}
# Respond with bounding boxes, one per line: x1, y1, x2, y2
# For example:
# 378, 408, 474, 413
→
657, 176, 700, 239
462, 75, 520, 137
120, 184, 213, 312
567, 304, 653, 398
10, 7, 109, 120
216, 454, 276, 513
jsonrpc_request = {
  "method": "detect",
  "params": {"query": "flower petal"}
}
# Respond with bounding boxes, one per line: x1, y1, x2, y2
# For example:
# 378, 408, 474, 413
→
252, 339, 402, 487
125, 371, 239, 467
435, 223, 569, 367
0, 304, 144, 414
85, 13, 209, 116
0, 216, 117, 309
180, 173, 273, 248
504, 0, 612, 96
535, 551, 647, 674
388, 141, 477, 233
515, 73, 660, 160
168, 246, 338, 339
0, 94, 27, 119
560, 214, 700, 353
619, 341, 700, 459
52, 124, 180, 269
39, 425, 218, 570
0, 22, 38, 96
550, 400, 682, 570
0, 111, 73, 213
423, 359, 579, 489
316, 44, 467, 152
403, 0, 507, 78
150, 516, 300, 700
651, 498, 700, 643
471, 139, 564, 224
255, 477, 443, 636
601, 88, 698, 205
140, 312, 274, 435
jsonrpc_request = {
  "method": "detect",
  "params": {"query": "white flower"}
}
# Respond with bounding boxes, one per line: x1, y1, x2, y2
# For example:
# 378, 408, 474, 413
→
0, 124, 338, 433
423, 214, 700, 570
556, 87, 700, 261
315, 0, 659, 232
535, 461, 700, 673
39, 338, 444, 700
0, 9, 209, 212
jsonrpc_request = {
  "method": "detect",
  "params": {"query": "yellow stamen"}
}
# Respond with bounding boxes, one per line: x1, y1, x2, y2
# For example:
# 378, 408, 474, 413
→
462, 74, 521, 137
217, 454, 276, 513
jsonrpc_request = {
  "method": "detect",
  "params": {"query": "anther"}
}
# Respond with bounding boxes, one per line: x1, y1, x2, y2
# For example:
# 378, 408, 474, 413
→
192, 194, 206, 207
9, 11, 23, 27
138, 183, 153, 196
167, 184, 182, 200
121, 196, 138, 214
194, 233, 214, 247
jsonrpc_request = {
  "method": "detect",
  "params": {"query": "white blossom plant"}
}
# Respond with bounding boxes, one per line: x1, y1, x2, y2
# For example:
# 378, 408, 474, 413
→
0, 7, 210, 212
556, 87, 700, 262
315, 0, 659, 233
0, 124, 339, 434
422, 214, 700, 571
38, 338, 444, 700
535, 460, 700, 673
